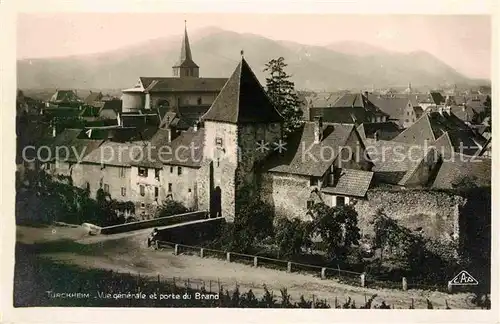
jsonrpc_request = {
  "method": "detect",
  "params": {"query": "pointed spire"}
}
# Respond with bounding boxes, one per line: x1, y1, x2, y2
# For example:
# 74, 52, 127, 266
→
180, 20, 193, 63
202, 56, 283, 124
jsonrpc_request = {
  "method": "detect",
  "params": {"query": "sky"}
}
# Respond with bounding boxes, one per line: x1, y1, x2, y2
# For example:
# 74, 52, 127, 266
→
17, 13, 491, 79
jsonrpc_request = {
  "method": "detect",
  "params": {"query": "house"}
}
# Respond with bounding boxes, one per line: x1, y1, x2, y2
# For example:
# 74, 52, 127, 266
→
392, 110, 488, 157
84, 91, 104, 107
121, 22, 228, 126
431, 152, 491, 189
356, 122, 401, 144
130, 126, 205, 217
48, 89, 82, 106
368, 95, 421, 128
310, 92, 389, 124
262, 118, 374, 219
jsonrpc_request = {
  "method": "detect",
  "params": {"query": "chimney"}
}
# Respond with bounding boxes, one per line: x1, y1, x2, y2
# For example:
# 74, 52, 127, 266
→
374, 130, 379, 142
193, 120, 198, 132
438, 107, 444, 115
313, 116, 323, 144
52, 124, 57, 137
167, 128, 172, 142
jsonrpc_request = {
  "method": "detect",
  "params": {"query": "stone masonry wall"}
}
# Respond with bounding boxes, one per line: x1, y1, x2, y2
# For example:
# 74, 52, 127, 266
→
354, 189, 465, 243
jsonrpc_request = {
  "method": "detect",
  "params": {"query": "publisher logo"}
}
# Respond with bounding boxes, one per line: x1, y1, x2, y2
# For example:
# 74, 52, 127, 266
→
449, 270, 479, 286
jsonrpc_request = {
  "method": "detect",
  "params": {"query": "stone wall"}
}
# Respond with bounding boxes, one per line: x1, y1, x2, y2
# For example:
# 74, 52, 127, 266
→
261, 172, 312, 220
354, 189, 464, 243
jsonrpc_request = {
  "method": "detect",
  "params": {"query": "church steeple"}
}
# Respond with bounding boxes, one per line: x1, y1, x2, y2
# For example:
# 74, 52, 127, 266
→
172, 21, 199, 78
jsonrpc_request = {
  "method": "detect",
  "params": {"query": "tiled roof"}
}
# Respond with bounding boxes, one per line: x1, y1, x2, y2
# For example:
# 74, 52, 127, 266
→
82, 141, 138, 166
43, 106, 82, 118
430, 92, 445, 105
321, 168, 374, 197
308, 93, 342, 108
357, 122, 401, 141
368, 96, 409, 120
431, 153, 491, 189
333, 93, 366, 108
132, 127, 205, 168
202, 58, 283, 124
84, 92, 103, 105
370, 140, 427, 173
100, 99, 122, 114
50, 90, 80, 103
159, 111, 190, 130
139, 77, 227, 93
45, 129, 104, 162
265, 122, 355, 177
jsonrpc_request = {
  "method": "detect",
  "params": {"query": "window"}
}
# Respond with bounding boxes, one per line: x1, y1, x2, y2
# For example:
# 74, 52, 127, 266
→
215, 137, 223, 146
141, 203, 145, 209
155, 169, 160, 180
154, 187, 159, 198
405, 119, 409, 123
310, 178, 317, 186
140, 185, 145, 197
46, 163, 51, 170
188, 188, 192, 193
138, 167, 148, 177
170, 166, 174, 173
336, 196, 345, 206
119, 167, 126, 178
197, 97, 202, 105
168, 183, 172, 192
104, 184, 109, 193
121, 187, 126, 197
307, 200, 314, 209
85, 182, 90, 191
178, 166, 182, 175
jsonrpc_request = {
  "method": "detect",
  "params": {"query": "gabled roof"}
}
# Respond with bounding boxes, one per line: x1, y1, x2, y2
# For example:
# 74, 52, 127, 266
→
132, 127, 205, 168
84, 92, 103, 105
45, 129, 104, 162
82, 141, 137, 166
159, 110, 190, 130
357, 122, 401, 141
50, 90, 80, 103
139, 77, 227, 93
393, 112, 486, 156
368, 96, 410, 120
321, 169, 374, 197
430, 92, 445, 105
202, 57, 284, 124
431, 153, 491, 189
265, 122, 355, 177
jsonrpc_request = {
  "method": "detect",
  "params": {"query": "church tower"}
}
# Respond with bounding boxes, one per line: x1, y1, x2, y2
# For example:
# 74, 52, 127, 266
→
199, 54, 284, 221
172, 21, 200, 78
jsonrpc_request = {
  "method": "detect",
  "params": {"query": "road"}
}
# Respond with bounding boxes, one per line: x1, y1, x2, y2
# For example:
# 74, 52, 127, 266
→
16, 224, 478, 309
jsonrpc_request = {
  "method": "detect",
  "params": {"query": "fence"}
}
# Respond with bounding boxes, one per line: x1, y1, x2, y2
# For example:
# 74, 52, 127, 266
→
156, 240, 468, 293
100, 211, 208, 234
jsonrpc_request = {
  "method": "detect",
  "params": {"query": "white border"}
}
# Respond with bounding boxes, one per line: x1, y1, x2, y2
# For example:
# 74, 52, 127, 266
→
1, 0, 498, 323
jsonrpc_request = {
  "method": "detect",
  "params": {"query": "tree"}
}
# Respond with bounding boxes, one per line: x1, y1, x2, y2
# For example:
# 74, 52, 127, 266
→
274, 217, 311, 258
156, 200, 189, 218
230, 184, 275, 253
264, 57, 304, 137
307, 203, 361, 263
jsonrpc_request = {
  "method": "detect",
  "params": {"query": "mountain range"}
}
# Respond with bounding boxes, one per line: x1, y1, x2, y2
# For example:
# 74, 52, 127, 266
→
17, 27, 487, 92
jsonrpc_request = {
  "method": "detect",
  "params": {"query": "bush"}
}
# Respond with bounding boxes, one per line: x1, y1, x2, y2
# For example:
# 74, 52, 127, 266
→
156, 200, 189, 218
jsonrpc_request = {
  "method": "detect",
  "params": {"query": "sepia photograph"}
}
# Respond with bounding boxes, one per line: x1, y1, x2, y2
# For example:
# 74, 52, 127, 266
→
2, 1, 496, 320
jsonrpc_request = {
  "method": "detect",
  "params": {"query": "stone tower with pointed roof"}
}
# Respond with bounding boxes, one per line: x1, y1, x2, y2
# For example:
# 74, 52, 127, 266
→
172, 21, 199, 78
198, 56, 284, 221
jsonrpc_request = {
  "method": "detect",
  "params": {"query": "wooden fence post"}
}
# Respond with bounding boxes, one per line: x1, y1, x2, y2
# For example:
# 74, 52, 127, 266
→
321, 268, 326, 280
200, 248, 204, 258
253, 256, 258, 267
174, 244, 179, 255
402, 277, 408, 291
447, 281, 453, 293
360, 272, 366, 288
226, 252, 231, 262
287, 262, 292, 273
